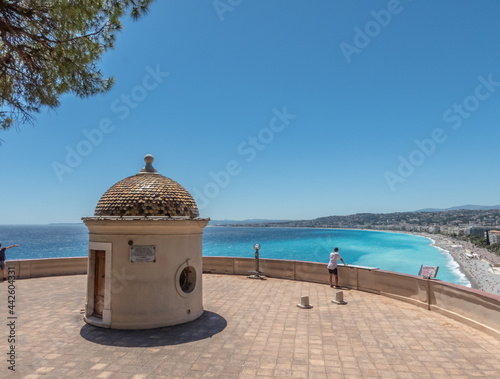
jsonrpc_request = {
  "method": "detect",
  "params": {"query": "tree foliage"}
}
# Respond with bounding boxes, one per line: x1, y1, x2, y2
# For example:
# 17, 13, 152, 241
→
459, 234, 500, 256
0, 0, 154, 131
488, 243, 500, 256
461, 234, 489, 248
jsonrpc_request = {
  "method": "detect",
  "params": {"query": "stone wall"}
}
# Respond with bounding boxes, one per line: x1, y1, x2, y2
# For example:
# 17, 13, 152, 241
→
6, 257, 87, 279
6, 256, 500, 336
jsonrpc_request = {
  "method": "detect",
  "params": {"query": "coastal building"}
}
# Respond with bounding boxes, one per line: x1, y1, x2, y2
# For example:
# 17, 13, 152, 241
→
448, 226, 464, 236
489, 230, 500, 244
465, 225, 491, 237
82, 155, 209, 329
428, 225, 440, 233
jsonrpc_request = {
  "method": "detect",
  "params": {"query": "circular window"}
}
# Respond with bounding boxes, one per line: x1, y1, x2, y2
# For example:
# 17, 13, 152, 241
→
179, 266, 196, 294
175, 261, 198, 297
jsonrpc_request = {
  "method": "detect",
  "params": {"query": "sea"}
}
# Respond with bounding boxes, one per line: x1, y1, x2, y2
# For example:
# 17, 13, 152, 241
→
0, 224, 470, 286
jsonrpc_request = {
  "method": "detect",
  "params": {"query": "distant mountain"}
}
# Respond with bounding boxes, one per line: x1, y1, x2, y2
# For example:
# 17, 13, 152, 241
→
416, 204, 500, 212
209, 219, 292, 226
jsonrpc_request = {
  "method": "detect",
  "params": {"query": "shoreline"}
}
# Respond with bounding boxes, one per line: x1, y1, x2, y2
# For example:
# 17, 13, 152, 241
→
327, 227, 500, 295
236, 226, 500, 295
411, 232, 500, 296
4, 224, 500, 295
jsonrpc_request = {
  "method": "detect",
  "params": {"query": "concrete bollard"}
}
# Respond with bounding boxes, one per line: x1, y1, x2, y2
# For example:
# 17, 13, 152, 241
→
332, 290, 347, 305
297, 295, 313, 309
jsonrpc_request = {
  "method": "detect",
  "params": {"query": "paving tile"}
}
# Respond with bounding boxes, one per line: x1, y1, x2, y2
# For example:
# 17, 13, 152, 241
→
95, 372, 114, 379
1, 274, 500, 378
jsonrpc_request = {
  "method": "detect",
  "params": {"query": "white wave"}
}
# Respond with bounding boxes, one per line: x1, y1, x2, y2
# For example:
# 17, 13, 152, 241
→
425, 240, 471, 287
439, 247, 472, 287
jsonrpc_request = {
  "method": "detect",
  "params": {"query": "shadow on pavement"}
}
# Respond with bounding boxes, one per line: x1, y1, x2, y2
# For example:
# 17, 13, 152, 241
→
80, 310, 227, 347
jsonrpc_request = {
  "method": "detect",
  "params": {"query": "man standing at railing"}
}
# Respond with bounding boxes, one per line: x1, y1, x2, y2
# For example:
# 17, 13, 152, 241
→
328, 247, 347, 288
0, 243, 19, 282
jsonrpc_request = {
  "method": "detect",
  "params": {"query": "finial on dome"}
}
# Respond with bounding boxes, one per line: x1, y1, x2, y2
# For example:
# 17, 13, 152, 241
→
138, 154, 158, 174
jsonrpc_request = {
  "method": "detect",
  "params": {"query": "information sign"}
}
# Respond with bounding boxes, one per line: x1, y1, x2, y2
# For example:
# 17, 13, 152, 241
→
418, 265, 439, 279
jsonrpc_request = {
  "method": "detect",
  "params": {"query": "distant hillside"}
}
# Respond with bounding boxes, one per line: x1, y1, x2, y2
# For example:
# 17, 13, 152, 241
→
213, 205, 500, 229
416, 204, 500, 212
240, 207, 500, 230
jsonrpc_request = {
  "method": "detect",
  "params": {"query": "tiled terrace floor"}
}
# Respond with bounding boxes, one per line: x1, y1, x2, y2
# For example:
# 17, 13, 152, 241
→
1, 274, 500, 378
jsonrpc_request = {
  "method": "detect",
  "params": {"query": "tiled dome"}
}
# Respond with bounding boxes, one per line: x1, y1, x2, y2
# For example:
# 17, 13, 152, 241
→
94, 155, 199, 218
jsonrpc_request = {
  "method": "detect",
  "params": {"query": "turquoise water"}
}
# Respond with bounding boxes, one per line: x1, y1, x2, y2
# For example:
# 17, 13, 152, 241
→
0, 224, 89, 260
203, 227, 470, 286
0, 224, 469, 286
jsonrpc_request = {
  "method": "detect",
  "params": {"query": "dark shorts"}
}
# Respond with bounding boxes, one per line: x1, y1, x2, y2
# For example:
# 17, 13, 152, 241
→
328, 268, 338, 275
0, 261, 5, 270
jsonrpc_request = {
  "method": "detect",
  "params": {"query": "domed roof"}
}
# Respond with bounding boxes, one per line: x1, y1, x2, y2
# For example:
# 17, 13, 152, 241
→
94, 155, 199, 218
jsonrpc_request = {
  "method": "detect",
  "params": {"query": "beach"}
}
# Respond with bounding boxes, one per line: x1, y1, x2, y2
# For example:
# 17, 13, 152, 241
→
416, 232, 500, 296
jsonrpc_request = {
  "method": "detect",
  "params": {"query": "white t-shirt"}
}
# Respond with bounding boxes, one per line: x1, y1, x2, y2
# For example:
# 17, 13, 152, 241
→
328, 252, 341, 269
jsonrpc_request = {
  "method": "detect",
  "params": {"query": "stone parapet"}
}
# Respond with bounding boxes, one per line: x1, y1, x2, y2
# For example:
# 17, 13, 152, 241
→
6, 256, 500, 336
7, 257, 87, 279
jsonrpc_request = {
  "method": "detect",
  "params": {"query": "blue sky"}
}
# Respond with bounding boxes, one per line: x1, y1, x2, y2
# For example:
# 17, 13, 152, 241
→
1, 0, 500, 224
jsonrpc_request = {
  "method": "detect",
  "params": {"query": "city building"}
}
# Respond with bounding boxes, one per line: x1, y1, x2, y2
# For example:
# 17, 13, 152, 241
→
489, 230, 500, 244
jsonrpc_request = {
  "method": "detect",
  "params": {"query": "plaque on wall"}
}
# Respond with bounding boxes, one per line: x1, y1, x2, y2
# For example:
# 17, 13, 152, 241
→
130, 245, 156, 263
